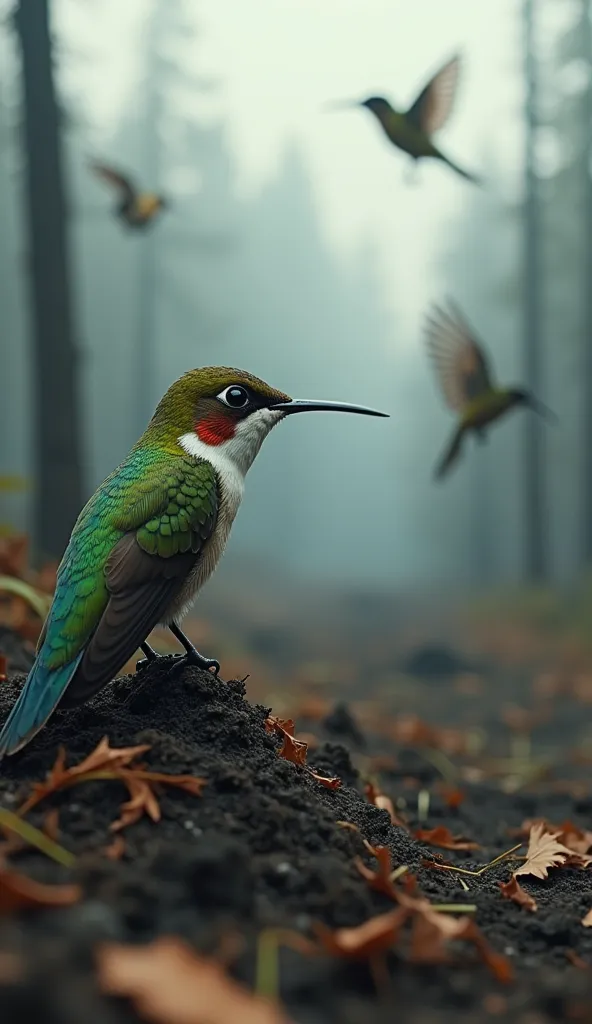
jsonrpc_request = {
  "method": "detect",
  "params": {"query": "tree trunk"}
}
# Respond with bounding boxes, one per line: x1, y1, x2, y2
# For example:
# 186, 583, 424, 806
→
14, 0, 83, 559
582, 0, 592, 565
523, 0, 546, 580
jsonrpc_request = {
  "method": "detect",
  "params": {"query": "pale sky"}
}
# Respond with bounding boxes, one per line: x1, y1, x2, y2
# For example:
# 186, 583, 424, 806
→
57, 0, 525, 343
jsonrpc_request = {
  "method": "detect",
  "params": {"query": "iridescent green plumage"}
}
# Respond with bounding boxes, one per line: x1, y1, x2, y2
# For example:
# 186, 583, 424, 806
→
0, 445, 218, 755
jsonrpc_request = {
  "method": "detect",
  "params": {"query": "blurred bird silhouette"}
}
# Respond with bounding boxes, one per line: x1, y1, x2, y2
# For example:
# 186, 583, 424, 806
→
90, 162, 167, 229
331, 55, 480, 184
425, 301, 554, 479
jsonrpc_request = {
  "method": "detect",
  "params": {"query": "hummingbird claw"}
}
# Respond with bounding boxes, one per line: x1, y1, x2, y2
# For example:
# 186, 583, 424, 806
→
185, 650, 220, 676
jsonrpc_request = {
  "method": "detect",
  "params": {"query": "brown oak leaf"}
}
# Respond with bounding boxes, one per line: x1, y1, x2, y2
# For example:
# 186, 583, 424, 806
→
514, 822, 572, 880
500, 876, 537, 912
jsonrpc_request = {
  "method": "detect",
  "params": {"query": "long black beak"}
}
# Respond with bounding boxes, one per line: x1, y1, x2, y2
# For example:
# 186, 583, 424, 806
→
323, 100, 361, 111
270, 399, 388, 417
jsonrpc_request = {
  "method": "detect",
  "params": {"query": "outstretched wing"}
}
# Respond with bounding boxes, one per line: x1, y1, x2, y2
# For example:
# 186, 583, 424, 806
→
424, 300, 493, 412
406, 55, 461, 135
90, 162, 136, 203
0, 454, 218, 754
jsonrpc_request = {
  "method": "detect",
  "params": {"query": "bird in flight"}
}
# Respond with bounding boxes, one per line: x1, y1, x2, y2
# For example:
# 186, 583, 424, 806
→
425, 301, 554, 479
90, 162, 167, 229
330, 55, 480, 184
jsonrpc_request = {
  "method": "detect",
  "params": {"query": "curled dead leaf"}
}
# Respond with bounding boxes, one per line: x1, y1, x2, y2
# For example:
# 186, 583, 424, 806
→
354, 844, 398, 899
499, 876, 537, 912
414, 826, 480, 852
264, 716, 341, 790
0, 861, 80, 914
314, 908, 408, 959
364, 782, 406, 827
103, 835, 126, 861
97, 936, 290, 1024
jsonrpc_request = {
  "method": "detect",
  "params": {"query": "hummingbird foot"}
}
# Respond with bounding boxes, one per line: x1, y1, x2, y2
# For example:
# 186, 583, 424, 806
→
135, 641, 160, 672
183, 650, 221, 676
169, 620, 220, 676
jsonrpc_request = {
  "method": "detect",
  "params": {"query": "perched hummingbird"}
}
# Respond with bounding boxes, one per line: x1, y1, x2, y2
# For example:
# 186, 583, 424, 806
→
331, 55, 480, 184
0, 368, 387, 757
90, 161, 167, 229
425, 301, 554, 479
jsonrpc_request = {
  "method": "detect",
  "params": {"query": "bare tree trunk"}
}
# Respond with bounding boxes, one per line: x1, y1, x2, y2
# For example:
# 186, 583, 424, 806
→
582, 0, 592, 564
14, 0, 83, 559
523, 0, 546, 580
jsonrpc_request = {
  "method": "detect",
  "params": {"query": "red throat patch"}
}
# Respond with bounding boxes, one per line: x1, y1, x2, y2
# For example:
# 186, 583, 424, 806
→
196, 414, 237, 446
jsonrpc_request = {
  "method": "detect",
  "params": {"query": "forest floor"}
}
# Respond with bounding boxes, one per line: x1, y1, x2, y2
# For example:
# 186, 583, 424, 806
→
1, 624, 592, 1023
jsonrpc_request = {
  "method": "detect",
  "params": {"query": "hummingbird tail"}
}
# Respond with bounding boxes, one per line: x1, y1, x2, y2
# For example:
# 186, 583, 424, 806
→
434, 425, 465, 480
0, 652, 84, 758
442, 155, 482, 186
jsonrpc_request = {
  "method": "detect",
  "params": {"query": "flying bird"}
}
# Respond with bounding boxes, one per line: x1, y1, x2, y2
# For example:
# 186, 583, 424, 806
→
425, 301, 553, 479
90, 161, 167, 229
330, 55, 480, 184
0, 368, 388, 757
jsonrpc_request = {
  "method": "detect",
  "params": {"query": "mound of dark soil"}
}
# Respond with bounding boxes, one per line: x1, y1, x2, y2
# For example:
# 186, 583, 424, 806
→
0, 639, 591, 1023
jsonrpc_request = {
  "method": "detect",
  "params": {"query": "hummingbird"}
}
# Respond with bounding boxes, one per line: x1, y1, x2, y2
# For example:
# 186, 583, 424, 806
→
425, 301, 554, 479
330, 55, 480, 184
0, 368, 387, 757
89, 161, 167, 229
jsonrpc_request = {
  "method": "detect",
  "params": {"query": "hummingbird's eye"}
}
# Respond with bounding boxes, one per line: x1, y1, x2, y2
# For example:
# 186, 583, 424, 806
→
217, 385, 250, 410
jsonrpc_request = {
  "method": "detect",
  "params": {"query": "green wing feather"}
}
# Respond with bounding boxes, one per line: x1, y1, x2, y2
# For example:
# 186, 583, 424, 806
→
0, 449, 218, 755
45, 450, 217, 671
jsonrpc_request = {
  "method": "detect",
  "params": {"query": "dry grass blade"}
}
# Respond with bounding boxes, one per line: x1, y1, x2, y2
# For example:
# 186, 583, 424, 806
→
514, 822, 572, 880
97, 936, 290, 1024
423, 844, 523, 878
0, 807, 74, 867
499, 876, 537, 912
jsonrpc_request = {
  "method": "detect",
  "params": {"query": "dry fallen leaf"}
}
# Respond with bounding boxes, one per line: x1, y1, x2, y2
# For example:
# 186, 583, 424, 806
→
499, 876, 537, 913
18, 738, 206, 833
437, 784, 465, 810
97, 936, 289, 1024
314, 908, 409, 959
264, 717, 308, 767
306, 769, 341, 790
364, 782, 406, 827
514, 822, 573, 880
518, 818, 592, 857
414, 826, 480, 852
0, 860, 80, 914
264, 717, 341, 790
355, 844, 399, 899
103, 835, 126, 861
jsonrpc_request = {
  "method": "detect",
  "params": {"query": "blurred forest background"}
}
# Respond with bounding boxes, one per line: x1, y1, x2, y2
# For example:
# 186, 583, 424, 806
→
2, 0, 592, 689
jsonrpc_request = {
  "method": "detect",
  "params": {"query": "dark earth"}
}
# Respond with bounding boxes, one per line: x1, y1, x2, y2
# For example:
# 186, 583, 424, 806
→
1, 629, 592, 1023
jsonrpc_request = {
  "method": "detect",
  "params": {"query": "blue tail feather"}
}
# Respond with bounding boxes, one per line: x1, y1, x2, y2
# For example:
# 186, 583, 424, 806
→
0, 651, 84, 758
